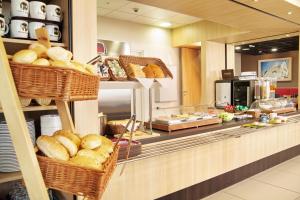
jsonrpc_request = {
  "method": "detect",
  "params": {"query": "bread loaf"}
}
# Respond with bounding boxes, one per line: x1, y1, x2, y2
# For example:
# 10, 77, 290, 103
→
77, 149, 106, 163
69, 155, 102, 170
13, 50, 37, 64
53, 130, 81, 147
81, 134, 102, 150
54, 135, 78, 157
147, 64, 165, 78
32, 58, 50, 66
142, 65, 155, 78
29, 42, 48, 58
36, 135, 69, 161
47, 47, 72, 62
127, 63, 145, 78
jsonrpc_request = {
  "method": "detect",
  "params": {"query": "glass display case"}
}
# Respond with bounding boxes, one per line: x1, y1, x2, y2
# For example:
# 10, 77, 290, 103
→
250, 98, 295, 113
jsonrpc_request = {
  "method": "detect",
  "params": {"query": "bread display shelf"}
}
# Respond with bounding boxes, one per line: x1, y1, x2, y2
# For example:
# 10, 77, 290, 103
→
0, 172, 22, 184
3, 38, 65, 47
145, 118, 222, 132
37, 145, 119, 200
10, 62, 100, 101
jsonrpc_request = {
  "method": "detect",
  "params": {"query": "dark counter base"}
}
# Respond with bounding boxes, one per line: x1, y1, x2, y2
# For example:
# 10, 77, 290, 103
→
156, 144, 300, 200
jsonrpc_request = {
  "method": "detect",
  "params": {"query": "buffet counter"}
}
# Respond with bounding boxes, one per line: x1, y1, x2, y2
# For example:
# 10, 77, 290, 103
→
102, 113, 300, 200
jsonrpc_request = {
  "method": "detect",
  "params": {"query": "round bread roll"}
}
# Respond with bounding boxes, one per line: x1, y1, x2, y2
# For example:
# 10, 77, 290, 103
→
54, 130, 81, 147
36, 135, 69, 161
71, 60, 89, 73
77, 149, 106, 163
54, 135, 78, 157
85, 64, 96, 74
29, 42, 48, 58
47, 47, 73, 62
81, 134, 102, 150
50, 60, 73, 68
32, 58, 50, 66
100, 136, 113, 146
69, 155, 102, 170
13, 50, 38, 64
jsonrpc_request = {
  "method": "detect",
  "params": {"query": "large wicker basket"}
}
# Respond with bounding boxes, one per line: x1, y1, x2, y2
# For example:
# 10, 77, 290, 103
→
10, 62, 100, 101
104, 58, 127, 81
37, 145, 120, 200
119, 55, 173, 81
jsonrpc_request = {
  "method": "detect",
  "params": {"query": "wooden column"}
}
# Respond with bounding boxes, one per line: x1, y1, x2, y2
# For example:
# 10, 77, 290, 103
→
72, 0, 99, 136
0, 37, 49, 200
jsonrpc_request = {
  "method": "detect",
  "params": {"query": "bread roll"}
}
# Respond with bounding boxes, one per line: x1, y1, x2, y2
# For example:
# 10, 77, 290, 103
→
50, 60, 73, 68
100, 136, 113, 146
81, 134, 102, 150
77, 149, 106, 163
36, 135, 69, 161
85, 64, 96, 74
32, 58, 50, 66
142, 66, 155, 78
29, 42, 48, 58
54, 135, 78, 157
53, 130, 81, 147
127, 63, 145, 78
69, 155, 102, 170
148, 64, 165, 78
71, 60, 89, 73
13, 50, 38, 64
47, 47, 73, 62
94, 146, 110, 158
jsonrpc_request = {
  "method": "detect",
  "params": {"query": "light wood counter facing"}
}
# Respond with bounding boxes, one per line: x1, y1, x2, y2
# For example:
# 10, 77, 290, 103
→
102, 114, 300, 200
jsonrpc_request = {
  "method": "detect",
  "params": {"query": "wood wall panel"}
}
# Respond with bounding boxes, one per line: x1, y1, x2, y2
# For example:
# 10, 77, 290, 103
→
181, 48, 201, 106
102, 118, 300, 200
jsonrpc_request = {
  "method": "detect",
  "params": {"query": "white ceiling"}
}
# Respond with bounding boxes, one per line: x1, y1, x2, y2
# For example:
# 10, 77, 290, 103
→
97, 0, 201, 28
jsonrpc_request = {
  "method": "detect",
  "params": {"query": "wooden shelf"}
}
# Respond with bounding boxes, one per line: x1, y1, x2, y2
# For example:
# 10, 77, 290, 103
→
0, 105, 57, 113
101, 81, 159, 89
0, 172, 22, 184
3, 38, 66, 47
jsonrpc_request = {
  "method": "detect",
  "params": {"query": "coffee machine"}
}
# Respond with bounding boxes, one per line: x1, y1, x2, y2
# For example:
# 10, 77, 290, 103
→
215, 80, 255, 108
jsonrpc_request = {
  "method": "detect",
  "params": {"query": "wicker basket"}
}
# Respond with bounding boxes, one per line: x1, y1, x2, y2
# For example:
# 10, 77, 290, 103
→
10, 62, 100, 101
37, 145, 120, 200
104, 58, 127, 81
119, 55, 173, 81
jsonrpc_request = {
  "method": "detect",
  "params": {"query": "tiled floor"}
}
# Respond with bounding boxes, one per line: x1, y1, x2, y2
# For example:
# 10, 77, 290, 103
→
202, 155, 300, 200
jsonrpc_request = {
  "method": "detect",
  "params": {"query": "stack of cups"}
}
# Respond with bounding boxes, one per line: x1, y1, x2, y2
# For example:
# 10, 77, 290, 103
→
40, 115, 62, 136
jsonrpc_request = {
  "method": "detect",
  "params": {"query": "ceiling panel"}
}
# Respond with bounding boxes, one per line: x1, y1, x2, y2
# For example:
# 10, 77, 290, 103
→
97, 0, 130, 10
106, 11, 138, 21
118, 2, 155, 15
97, 7, 113, 16
130, 0, 300, 42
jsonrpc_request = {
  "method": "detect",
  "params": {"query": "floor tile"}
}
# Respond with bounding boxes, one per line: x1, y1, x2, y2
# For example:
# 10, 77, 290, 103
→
224, 179, 299, 200
252, 169, 300, 193
276, 161, 300, 176
201, 192, 243, 200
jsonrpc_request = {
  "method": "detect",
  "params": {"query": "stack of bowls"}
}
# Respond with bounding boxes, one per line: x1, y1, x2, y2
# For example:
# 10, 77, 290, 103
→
0, 120, 35, 172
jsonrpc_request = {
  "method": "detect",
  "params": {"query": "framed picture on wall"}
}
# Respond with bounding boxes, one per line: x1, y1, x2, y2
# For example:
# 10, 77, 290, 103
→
258, 57, 292, 81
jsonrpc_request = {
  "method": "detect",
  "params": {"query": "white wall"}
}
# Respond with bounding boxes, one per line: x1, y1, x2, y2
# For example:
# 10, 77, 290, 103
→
97, 17, 180, 120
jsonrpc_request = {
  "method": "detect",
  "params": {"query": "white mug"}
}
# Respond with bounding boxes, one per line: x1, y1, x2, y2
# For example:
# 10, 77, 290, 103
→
0, 14, 8, 36
29, 21, 44, 39
46, 24, 61, 41
11, 0, 29, 17
46, 4, 62, 22
29, 1, 46, 19
10, 19, 28, 38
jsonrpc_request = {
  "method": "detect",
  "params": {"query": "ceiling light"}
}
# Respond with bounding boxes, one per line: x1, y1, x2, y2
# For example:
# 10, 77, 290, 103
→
254, 0, 259, 2
288, 11, 293, 15
285, 0, 300, 7
259, 50, 263, 53
271, 48, 278, 52
160, 22, 172, 27
242, 48, 250, 51
235, 46, 241, 50
249, 44, 255, 48
286, 34, 290, 37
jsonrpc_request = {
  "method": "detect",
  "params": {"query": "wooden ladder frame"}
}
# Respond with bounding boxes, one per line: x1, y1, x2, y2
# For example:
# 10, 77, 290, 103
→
0, 37, 75, 199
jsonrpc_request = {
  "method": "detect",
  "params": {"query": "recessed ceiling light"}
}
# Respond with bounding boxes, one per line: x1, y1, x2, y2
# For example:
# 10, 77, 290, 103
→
235, 46, 241, 50
285, 0, 300, 8
242, 48, 250, 51
259, 50, 263, 53
271, 48, 278, 52
254, 0, 259, 2
286, 34, 290, 37
160, 22, 172, 27
288, 11, 293, 15
249, 44, 255, 48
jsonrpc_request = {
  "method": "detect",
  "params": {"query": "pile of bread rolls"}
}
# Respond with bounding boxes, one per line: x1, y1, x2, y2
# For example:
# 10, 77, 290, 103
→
36, 130, 114, 170
11, 42, 96, 75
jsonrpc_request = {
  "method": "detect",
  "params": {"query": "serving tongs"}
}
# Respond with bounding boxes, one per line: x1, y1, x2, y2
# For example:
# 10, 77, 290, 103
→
113, 114, 136, 175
